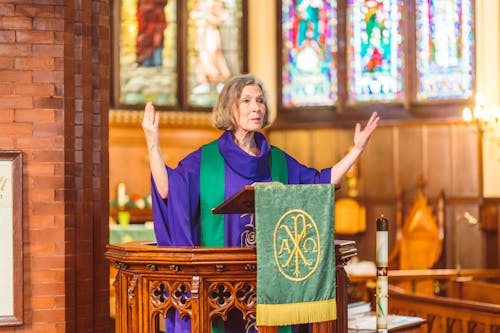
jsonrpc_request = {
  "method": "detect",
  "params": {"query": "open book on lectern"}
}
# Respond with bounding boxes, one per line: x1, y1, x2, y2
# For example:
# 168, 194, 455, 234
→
212, 182, 339, 215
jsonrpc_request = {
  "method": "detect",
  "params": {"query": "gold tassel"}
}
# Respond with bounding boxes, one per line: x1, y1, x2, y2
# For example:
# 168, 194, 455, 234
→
256, 299, 337, 326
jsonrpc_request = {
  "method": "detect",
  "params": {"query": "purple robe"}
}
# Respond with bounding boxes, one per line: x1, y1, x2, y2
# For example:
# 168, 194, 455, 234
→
151, 130, 332, 332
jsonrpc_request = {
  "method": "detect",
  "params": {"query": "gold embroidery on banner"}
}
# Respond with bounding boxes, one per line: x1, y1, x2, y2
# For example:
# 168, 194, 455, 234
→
273, 209, 321, 281
240, 213, 256, 247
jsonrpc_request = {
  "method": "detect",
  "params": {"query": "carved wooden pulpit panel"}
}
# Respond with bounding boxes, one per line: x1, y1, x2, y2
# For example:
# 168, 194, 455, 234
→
106, 240, 356, 333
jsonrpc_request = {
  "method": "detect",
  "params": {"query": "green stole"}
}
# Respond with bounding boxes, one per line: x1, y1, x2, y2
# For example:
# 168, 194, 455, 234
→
200, 139, 291, 333
200, 139, 288, 246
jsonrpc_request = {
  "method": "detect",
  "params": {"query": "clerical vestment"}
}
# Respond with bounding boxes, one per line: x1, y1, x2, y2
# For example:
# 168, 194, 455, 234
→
151, 130, 331, 332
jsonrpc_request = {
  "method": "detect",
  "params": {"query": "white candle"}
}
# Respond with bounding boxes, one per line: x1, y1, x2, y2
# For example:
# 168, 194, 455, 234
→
117, 182, 127, 208
376, 216, 388, 333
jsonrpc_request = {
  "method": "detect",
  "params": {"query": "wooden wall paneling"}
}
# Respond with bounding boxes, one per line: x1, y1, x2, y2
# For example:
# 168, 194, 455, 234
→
159, 128, 221, 164
482, 131, 500, 197
478, 201, 499, 231
310, 128, 353, 197
335, 129, 355, 197
360, 126, 396, 199
479, 199, 500, 268
424, 125, 453, 196
457, 205, 486, 268
450, 125, 480, 197
445, 205, 460, 268
109, 126, 151, 199
267, 130, 287, 151
397, 126, 424, 191
446, 205, 486, 269
109, 125, 221, 200
443, 204, 457, 268
310, 128, 341, 170
280, 129, 313, 166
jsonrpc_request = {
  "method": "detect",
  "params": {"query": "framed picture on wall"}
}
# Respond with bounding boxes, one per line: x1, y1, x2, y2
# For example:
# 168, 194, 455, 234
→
111, 0, 247, 110
0, 151, 23, 326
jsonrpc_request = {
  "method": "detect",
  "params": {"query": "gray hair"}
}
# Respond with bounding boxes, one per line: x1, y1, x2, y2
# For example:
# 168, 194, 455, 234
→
212, 74, 270, 130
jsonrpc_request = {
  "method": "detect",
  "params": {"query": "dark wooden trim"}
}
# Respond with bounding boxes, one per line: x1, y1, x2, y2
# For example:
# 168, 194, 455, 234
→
110, 0, 120, 108
0, 150, 23, 326
110, 207, 153, 224
276, 1, 283, 111
405, 0, 416, 108
479, 200, 499, 268
177, 0, 187, 109
471, 0, 478, 100
272, 103, 469, 130
336, 0, 347, 114
241, 0, 249, 74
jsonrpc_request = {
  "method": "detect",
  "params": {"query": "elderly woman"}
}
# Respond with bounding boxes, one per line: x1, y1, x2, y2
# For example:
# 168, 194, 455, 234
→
142, 73, 379, 332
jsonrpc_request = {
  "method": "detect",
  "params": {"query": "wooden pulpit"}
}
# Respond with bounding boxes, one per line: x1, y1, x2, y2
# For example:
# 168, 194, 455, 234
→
106, 240, 356, 333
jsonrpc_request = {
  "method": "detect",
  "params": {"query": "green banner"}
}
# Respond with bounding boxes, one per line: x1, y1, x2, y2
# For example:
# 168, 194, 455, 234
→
255, 184, 336, 326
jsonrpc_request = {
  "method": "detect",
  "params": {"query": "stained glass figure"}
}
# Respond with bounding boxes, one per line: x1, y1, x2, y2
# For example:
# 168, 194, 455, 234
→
347, 0, 404, 102
281, 0, 338, 107
187, 0, 244, 107
119, 0, 177, 106
415, 0, 473, 100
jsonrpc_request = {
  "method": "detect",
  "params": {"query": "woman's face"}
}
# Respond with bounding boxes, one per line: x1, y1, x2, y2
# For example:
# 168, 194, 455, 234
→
233, 84, 266, 133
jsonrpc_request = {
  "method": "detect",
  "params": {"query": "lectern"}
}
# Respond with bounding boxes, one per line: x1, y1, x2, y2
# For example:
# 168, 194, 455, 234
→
106, 240, 356, 333
106, 185, 355, 332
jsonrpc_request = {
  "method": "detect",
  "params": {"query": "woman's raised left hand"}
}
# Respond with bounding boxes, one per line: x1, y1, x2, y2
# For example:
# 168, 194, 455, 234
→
353, 112, 380, 151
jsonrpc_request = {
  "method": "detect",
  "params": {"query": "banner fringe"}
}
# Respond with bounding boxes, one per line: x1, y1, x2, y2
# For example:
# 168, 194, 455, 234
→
256, 299, 337, 326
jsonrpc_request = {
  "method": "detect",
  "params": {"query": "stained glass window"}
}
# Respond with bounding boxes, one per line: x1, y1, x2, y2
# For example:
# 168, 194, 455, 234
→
187, 0, 245, 107
415, 0, 473, 100
119, 0, 177, 106
281, 0, 338, 107
347, 0, 404, 102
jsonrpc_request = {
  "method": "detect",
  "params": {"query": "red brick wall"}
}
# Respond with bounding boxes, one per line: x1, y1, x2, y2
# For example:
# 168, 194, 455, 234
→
0, 1, 110, 332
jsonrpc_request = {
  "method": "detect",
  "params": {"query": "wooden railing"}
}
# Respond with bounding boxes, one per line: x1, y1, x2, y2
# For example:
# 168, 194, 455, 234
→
389, 289, 500, 333
348, 269, 500, 333
349, 268, 500, 285
448, 279, 500, 304
348, 268, 500, 298
106, 240, 357, 333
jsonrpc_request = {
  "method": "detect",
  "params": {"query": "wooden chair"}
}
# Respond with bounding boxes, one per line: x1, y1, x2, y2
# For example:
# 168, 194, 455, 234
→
388, 181, 445, 295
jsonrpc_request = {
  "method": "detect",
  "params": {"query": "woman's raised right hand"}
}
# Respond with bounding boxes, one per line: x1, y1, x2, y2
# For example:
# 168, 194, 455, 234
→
142, 102, 161, 150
